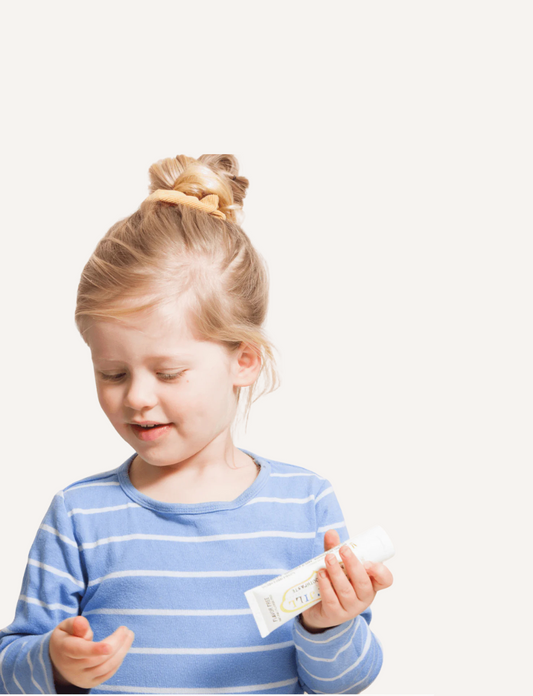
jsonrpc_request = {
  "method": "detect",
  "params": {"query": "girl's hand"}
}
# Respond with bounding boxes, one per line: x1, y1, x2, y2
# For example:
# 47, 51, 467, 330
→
300, 529, 393, 633
49, 615, 135, 690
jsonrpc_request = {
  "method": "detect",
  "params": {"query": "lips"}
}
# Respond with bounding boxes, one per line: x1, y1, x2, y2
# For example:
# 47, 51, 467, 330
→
130, 423, 172, 442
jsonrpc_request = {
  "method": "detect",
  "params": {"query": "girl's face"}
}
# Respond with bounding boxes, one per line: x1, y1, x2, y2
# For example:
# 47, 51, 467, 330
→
85, 304, 257, 470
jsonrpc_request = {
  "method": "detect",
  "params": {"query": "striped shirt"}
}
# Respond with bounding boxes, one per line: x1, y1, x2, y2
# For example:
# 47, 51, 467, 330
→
0, 449, 383, 694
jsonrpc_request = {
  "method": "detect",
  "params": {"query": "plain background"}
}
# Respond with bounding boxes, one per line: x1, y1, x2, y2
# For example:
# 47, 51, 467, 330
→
0, 2, 531, 695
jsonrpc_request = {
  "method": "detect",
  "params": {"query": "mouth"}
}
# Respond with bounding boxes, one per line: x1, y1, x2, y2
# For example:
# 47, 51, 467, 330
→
130, 423, 172, 441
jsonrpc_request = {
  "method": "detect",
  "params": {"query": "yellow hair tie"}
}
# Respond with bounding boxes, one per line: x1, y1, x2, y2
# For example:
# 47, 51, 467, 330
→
144, 189, 226, 220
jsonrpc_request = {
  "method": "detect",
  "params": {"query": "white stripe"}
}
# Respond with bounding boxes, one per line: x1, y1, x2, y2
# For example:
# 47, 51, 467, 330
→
81, 530, 314, 551
38, 635, 53, 695
295, 618, 356, 645
39, 524, 78, 548
13, 665, 25, 694
27, 651, 44, 694
96, 677, 299, 693
68, 502, 141, 516
87, 568, 288, 587
337, 647, 378, 694
317, 521, 347, 534
271, 472, 326, 479
295, 618, 360, 661
28, 559, 85, 589
66, 481, 120, 491
245, 494, 316, 505
0, 639, 11, 694
129, 640, 293, 655
315, 486, 334, 503
19, 594, 77, 614
300, 619, 371, 682
85, 607, 253, 616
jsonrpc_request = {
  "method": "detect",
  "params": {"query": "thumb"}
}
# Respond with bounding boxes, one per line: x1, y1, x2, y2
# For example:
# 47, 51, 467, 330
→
324, 528, 341, 552
70, 615, 94, 641
364, 561, 394, 592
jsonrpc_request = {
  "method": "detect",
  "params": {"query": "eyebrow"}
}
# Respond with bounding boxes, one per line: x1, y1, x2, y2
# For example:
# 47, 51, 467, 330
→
93, 354, 194, 363
149, 354, 193, 361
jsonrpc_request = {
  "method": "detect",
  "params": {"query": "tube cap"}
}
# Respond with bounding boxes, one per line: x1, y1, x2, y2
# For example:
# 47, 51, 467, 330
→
351, 525, 395, 564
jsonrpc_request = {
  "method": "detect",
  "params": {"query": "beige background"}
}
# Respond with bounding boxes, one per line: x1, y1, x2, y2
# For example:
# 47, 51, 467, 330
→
0, 2, 531, 695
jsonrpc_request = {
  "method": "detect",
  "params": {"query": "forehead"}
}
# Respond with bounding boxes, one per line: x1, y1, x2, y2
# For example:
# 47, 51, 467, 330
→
85, 305, 207, 362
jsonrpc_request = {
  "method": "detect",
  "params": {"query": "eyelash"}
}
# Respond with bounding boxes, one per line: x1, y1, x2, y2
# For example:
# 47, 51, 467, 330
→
100, 372, 184, 383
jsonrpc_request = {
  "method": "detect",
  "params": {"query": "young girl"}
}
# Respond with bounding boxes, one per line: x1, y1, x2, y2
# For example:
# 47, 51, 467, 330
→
0, 154, 393, 694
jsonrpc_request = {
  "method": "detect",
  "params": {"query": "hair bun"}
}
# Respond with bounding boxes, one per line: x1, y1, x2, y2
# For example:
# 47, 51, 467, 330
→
147, 154, 249, 224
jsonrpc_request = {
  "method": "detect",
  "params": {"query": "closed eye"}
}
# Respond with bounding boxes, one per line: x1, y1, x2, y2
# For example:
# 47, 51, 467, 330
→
98, 372, 185, 382
158, 372, 185, 381
99, 373, 126, 382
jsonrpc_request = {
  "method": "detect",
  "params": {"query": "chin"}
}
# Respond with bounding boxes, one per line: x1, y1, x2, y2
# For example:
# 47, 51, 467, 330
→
135, 446, 187, 468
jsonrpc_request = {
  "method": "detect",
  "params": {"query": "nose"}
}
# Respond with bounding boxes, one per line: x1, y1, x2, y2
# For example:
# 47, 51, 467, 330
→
123, 373, 158, 412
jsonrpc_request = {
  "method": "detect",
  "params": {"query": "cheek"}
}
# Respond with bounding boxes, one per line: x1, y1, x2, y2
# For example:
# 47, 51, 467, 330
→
97, 386, 120, 419
174, 378, 225, 417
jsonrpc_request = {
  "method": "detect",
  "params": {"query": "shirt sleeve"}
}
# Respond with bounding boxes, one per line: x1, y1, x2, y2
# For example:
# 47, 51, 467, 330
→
0, 491, 87, 695
292, 479, 384, 694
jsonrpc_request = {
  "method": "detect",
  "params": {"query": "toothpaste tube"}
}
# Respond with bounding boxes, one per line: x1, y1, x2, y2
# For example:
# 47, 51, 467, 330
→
245, 525, 394, 638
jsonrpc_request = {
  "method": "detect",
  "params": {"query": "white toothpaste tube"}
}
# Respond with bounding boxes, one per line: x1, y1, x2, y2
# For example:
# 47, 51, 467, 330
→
245, 525, 395, 638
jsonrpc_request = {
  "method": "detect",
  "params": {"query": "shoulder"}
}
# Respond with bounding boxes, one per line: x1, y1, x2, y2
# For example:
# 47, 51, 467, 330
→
255, 451, 332, 493
62, 465, 122, 493
53, 453, 134, 508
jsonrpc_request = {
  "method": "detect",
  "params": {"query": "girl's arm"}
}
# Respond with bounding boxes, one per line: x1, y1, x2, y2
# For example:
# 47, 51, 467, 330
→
292, 480, 385, 694
0, 492, 87, 695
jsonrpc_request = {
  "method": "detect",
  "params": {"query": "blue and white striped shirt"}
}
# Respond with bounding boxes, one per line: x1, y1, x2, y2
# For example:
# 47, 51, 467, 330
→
0, 449, 383, 694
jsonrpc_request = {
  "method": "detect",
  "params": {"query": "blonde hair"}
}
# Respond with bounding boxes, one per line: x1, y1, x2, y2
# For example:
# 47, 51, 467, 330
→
75, 154, 280, 431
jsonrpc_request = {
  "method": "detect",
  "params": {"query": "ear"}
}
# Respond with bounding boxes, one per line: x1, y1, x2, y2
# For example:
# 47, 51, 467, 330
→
233, 342, 262, 387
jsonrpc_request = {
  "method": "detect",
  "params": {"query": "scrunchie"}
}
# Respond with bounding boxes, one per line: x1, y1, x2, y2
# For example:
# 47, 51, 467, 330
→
144, 189, 226, 220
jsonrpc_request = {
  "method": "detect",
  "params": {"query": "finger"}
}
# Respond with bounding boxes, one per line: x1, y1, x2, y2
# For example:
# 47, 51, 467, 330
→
317, 567, 341, 613
84, 630, 135, 682
79, 626, 134, 671
324, 553, 359, 612
340, 546, 375, 603
58, 616, 92, 639
90, 627, 134, 668
71, 616, 94, 641
364, 562, 394, 591
62, 635, 113, 660
323, 529, 341, 552
63, 625, 129, 660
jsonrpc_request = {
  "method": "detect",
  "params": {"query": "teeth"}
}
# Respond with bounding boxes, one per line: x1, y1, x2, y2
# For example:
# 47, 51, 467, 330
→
140, 424, 159, 428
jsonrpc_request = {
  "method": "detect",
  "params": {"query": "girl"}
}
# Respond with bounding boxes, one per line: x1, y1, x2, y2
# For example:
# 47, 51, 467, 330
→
0, 154, 392, 694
